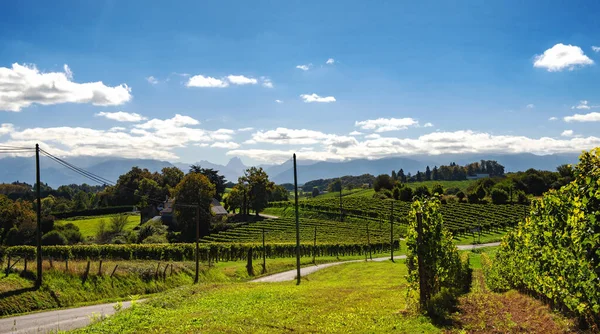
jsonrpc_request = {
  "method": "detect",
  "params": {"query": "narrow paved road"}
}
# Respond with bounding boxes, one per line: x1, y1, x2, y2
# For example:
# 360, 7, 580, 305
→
252, 242, 500, 283
0, 300, 138, 334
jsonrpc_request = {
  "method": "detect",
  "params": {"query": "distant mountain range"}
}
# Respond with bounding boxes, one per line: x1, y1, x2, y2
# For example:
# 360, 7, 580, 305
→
0, 153, 580, 188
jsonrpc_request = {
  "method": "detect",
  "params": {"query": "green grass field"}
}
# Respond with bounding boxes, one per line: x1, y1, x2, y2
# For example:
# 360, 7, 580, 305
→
55, 214, 141, 238
75, 260, 439, 333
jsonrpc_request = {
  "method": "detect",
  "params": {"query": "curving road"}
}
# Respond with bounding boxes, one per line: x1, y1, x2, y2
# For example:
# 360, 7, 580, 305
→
251, 242, 500, 283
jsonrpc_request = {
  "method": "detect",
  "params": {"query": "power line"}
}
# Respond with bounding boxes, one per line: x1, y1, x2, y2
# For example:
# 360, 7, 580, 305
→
0, 144, 34, 150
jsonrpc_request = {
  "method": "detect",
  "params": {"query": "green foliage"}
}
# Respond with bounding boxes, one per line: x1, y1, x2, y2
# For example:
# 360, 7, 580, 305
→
373, 174, 394, 192
414, 185, 431, 198
405, 198, 472, 312
489, 148, 600, 328
41, 230, 68, 245
189, 165, 227, 200
399, 186, 413, 202
312, 187, 320, 198
173, 173, 216, 241
328, 179, 342, 192
431, 184, 444, 195
490, 188, 509, 204
240, 167, 272, 216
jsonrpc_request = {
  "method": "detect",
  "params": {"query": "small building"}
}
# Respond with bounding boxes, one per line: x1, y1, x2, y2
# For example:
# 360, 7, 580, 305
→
211, 198, 228, 217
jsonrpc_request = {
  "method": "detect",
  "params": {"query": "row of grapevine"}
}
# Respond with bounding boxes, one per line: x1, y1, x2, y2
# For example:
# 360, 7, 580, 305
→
270, 198, 528, 234
485, 149, 599, 329
0, 241, 396, 263
202, 217, 404, 244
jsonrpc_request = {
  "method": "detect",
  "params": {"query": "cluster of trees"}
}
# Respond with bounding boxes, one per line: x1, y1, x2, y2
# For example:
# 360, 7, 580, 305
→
374, 162, 575, 204
392, 160, 505, 183
224, 167, 288, 216
301, 174, 375, 192
1, 161, 285, 246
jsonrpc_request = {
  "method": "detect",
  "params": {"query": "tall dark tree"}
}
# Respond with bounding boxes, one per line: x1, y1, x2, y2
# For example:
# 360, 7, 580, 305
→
391, 170, 397, 181
189, 165, 227, 200
416, 171, 423, 182
398, 169, 407, 183
425, 166, 431, 181
432, 166, 439, 181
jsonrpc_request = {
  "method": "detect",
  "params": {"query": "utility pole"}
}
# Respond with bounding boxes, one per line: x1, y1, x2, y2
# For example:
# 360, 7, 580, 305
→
390, 201, 394, 262
293, 154, 301, 285
262, 228, 267, 274
339, 179, 343, 222
35, 144, 42, 288
194, 206, 200, 284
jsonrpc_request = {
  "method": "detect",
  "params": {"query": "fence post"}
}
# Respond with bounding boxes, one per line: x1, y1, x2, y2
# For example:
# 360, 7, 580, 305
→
312, 226, 317, 265
110, 265, 118, 278
246, 247, 254, 276
98, 260, 103, 276
262, 228, 267, 274
416, 212, 427, 310
367, 224, 372, 260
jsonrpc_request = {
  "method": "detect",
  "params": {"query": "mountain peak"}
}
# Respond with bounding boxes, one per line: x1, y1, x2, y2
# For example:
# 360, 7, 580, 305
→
226, 157, 246, 172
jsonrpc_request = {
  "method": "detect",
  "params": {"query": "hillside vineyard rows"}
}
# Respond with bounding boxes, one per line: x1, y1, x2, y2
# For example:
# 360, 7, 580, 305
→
269, 198, 529, 235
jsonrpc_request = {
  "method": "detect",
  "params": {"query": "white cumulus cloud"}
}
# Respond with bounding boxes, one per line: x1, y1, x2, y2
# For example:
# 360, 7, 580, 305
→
238, 127, 254, 132
572, 100, 591, 110
186, 75, 229, 88
549, 116, 558, 121
227, 75, 257, 85
561, 130, 574, 137
564, 112, 600, 122
533, 43, 594, 72
300, 93, 336, 103
423, 122, 434, 128
355, 117, 419, 132
526, 104, 535, 109
95, 111, 147, 122
261, 78, 274, 88
296, 64, 311, 71
275, 99, 283, 104
211, 141, 240, 149
0, 63, 132, 112
326, 58, 335, 64
349, 131, 363, 136
592, 46, 600, 52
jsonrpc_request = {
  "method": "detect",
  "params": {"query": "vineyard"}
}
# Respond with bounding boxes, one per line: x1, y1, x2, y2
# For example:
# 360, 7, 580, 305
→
202, 217, 403, 244
269, 197, 529, 235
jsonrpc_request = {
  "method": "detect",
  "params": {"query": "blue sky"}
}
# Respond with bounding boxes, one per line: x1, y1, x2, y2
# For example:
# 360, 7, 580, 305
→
1, 0, 599, 165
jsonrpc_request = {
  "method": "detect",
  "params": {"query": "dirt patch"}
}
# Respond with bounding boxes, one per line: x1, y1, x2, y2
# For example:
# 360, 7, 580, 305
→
449, 271, 578, 333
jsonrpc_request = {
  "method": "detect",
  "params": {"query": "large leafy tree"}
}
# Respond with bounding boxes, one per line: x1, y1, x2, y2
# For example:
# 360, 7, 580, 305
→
189, 165, 226, 200
173, 173, 216, 241
161, 167, 184, 189
239, 167, 272, 216
0, 195, 36, 245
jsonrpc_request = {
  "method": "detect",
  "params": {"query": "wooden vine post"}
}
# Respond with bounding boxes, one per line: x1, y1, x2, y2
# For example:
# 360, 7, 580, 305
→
416, 212, 428, 309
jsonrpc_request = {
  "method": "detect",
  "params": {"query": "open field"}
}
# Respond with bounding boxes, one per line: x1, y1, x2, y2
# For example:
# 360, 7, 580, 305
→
74, 258, 577, 334
75, 260, 439, 333
55, 214, 141, 238
0, 251, 401, 317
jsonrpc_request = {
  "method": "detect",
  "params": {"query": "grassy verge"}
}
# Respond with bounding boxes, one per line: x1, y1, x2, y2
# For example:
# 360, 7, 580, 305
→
76, 260, 439, 333
0, 250, 403, 317
55, 214, 140, 238
453, 228, 509, 245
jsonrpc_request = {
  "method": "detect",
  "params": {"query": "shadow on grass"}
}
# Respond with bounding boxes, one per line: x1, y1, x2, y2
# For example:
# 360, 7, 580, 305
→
0, 286, 38, 300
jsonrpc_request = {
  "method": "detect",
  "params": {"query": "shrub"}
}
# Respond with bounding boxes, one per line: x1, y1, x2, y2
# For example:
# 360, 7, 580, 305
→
42, 230, 68, 246
399, 187, 413, 202
466, 192, 479, 203
431, 184, 444, 195
414, 185, 431, 198
490, 188, 509, 204
446, 187, 460, 195
456, 191, 465, 202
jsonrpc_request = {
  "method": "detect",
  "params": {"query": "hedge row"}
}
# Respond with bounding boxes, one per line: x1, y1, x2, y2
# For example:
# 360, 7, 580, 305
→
0, 241, 398, 263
